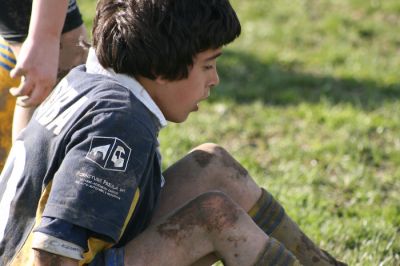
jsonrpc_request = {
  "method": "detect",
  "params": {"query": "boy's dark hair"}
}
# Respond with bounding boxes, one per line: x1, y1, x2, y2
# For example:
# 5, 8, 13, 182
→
92, 0, 241, 80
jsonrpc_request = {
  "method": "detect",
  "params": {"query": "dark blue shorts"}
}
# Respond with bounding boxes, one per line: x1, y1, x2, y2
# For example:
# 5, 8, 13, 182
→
0, 0, 83, 43
89, 247, 125, 266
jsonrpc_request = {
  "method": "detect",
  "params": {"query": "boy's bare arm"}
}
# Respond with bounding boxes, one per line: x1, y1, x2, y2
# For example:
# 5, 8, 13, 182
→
34, 250, 78, 266
9, 0, 69, 107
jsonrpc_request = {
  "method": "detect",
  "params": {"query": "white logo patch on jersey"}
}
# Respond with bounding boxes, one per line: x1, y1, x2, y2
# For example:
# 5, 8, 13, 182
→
86, 136, 131, 172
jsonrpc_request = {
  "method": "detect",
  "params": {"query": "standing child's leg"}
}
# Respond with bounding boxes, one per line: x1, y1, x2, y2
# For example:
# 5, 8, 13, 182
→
152, 143, 346, 265
57, 24, 88, 79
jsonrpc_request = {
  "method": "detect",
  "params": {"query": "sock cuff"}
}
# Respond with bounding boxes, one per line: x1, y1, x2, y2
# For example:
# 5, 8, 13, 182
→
249, 188, 286, 235
253, 237, 299, 266
248, 188, 271, 217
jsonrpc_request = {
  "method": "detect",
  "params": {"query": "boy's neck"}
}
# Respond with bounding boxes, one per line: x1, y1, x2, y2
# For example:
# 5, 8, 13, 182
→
136, 76, 160, 102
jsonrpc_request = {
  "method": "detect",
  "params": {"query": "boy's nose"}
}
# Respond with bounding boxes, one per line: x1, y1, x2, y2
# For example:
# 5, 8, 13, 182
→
210, 70, 220, 88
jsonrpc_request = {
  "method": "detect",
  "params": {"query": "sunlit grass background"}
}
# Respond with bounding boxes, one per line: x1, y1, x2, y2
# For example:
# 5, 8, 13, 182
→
78, 0, 400, 265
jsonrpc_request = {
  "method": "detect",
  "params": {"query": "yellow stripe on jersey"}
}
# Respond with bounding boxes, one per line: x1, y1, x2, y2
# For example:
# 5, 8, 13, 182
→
0, 36, 19, 170
0, 92, 15, 170
80, 188, 141, 265
11, 181, 53, 266
0, 48, 16, 71
120, 188, 141, 238
9, 169, 142, 265
0, 37, 20, 88
80, 238, 114, 265
0, 37, 17, 64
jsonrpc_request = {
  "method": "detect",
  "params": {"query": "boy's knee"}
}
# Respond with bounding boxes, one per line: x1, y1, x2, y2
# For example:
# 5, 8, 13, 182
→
191, 142, 221, 153
194, 191, 241, 232
157, 191, 241, 239
191, 142, 231, 157
189, 143, 248, 179
188, 143, 220, 168
58, 25, 89, 80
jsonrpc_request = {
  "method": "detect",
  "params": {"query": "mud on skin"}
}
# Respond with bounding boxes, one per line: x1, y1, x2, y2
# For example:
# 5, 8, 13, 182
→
192, 147, 248, 179
157, 192, 240, 245
34, 250, 67, 266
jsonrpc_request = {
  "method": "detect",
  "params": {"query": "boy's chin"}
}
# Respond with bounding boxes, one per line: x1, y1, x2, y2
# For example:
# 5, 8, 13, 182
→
168, 117, 188, 124
167, 112, 191, 123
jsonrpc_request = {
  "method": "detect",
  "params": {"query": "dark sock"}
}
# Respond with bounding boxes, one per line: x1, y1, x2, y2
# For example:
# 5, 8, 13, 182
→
248, 188, 285, 235
249, 188, 347, 266
253, 237, 301, 266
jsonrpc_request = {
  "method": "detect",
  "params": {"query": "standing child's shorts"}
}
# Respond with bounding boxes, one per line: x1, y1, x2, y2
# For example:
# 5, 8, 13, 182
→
0, 36, 19, 169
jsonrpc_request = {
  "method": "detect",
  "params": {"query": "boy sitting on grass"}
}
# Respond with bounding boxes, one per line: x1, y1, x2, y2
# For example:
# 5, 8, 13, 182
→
0, 0, 346, 265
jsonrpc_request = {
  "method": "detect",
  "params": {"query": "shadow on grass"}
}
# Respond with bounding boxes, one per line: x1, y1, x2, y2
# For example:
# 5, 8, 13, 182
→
213, 50, 400, 110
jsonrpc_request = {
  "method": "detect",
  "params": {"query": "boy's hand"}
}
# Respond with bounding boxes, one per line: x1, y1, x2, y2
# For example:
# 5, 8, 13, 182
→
9, 36, 59, 107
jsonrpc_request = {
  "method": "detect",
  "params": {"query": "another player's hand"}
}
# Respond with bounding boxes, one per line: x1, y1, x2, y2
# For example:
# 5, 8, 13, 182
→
9, 36, 60, 107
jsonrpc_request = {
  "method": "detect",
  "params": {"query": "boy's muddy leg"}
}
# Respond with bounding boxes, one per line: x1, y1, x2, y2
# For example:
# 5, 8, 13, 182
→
152, 143, 262, 221
153, 143, 346, 265
126, 191, 299, 266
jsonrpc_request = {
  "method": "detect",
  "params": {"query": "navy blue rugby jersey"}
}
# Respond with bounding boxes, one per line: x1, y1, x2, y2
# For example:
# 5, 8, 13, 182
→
0, 60, 165, 265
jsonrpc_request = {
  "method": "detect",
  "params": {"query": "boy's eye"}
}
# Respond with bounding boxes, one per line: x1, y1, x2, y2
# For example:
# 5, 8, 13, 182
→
204, 65, 214, 70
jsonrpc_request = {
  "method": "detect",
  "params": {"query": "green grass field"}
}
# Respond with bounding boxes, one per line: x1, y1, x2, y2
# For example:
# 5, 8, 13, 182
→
78, 0, 400, 265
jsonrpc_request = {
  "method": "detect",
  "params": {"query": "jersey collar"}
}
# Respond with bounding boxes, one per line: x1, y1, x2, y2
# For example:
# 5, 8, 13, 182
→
85, 48, 167, 128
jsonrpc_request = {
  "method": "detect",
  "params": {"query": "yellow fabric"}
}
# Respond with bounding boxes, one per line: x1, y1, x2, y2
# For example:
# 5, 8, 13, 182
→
80, 238, 114, 265
10, 183, 142, 265
80, 189, 141, 265
119, 189, 141, 238
3, 35, 141, 262
11, 181, 53, 266
0, 37, 20, 170
248, 188, 268, 217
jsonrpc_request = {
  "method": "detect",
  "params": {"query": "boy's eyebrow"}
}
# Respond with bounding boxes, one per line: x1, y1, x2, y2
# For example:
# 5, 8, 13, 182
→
205, 52, 223, 61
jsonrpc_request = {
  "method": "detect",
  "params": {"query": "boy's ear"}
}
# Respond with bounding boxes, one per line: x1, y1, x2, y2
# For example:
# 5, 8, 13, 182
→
155, 76, 168, 85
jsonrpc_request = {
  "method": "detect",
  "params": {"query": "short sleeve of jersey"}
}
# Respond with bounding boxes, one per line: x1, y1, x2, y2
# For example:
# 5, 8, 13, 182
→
43, 109, 156, 243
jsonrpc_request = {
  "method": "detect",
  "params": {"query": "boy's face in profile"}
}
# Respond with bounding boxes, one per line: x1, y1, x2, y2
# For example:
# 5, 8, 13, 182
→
153, 48, 222, 123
